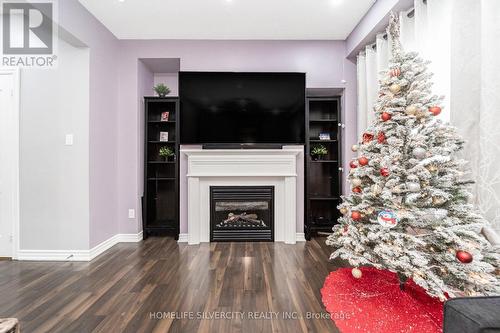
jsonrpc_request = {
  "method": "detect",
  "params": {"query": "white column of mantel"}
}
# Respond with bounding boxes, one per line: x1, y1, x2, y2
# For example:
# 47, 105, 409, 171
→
187, 176, 200, 245
284, 176, 297, 244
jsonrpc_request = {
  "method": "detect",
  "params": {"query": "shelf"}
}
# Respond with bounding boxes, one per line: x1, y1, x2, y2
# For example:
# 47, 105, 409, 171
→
310, 160, 338, 163
148, 161, 176, 164
148, 120, 176, 124
310, 197, 339, 201
309, 139, 337, 143
148, 141, 176, 143
309, 119, 337, 123
147, 178, 176, 181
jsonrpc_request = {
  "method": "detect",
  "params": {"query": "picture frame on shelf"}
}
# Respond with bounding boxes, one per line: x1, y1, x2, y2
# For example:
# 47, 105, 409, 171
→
319, 132, 331, 140
160, 111, 170, 122
159, 132, 169, 142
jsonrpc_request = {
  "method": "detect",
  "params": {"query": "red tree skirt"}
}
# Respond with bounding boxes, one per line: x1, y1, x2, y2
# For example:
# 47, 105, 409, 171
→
321, 267, 443, 333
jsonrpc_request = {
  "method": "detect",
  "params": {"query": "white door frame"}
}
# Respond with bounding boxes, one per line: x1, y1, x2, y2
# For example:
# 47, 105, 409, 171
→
0, 68, 20, 259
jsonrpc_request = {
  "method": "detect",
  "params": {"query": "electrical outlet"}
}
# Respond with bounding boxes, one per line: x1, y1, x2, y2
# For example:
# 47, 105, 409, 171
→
128, 209, 135, 219
65, 134, 74, 146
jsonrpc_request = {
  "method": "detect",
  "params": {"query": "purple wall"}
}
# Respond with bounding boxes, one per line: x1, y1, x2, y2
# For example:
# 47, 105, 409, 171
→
56, 1, 360, 243
346, 0, 414, 58
117, 40, 358, 234
59, 1, 120, 248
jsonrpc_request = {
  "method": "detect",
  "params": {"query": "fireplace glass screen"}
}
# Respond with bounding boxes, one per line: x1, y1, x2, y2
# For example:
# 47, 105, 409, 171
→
210, 186, 274, 241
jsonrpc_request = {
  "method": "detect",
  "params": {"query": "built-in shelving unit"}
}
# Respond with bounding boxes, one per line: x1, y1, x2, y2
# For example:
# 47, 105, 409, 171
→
143, 97, 179, 240
305, 95, 342, 240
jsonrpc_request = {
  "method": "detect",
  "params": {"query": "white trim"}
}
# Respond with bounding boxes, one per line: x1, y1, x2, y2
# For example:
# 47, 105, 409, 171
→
177, 233, 189, 243
0, 68, 20, 259
17, 232, 143, 261
295, 233, 306, 242
177, 232, 306, 243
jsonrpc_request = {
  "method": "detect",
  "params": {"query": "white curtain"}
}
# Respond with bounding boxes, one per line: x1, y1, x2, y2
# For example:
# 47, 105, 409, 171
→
356, 0, 500, 232
450, 0, 500, 232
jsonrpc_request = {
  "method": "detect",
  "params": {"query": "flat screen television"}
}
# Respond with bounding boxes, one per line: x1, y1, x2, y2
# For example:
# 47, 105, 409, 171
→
179, 72, 305, 145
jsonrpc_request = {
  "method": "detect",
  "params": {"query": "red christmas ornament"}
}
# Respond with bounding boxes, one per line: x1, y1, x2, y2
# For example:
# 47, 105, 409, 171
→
350, 161, 358, 169
456, 250, 473, 264
380, 168, 390, 177
358, 157, 369, 166
378, 132, 386, 143
352, 186, 362, 193
362, 133, 374, 144
381, 112, 392, 122
429, 106, 442, 116
390, 68, 401, 77
351, 211, 362, 221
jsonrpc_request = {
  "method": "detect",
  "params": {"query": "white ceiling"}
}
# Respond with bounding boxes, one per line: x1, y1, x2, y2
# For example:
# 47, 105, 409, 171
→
78, 0, 376, 40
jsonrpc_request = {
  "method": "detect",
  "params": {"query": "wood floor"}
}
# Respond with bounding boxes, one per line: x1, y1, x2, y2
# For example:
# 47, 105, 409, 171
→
0, 237, 345, 333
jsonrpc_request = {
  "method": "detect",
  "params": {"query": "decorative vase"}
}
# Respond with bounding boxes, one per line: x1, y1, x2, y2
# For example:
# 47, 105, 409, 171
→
312, 155, 324, 161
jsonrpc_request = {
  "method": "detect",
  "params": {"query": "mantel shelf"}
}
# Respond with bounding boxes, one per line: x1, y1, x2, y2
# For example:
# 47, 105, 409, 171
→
309, 139, 337, 143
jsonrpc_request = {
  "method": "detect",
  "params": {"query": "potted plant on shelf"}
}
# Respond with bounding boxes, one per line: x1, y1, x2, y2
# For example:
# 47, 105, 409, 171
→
153, 83, 171, 97
311, 144, 328, 161
159, 146, 175, 161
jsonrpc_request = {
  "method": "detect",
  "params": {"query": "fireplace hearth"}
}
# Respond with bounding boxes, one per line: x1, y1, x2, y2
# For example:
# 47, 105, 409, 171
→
210, 186, 274, 242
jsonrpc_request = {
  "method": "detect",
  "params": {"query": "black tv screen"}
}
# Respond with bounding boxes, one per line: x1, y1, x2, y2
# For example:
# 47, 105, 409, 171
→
179, 72, 305, 144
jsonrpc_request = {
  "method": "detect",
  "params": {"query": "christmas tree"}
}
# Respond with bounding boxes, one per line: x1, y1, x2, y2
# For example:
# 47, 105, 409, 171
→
327, 13, 500, 301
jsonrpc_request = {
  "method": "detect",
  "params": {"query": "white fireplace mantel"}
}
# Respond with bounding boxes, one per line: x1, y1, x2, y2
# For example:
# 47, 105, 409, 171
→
181, 148, 302, 245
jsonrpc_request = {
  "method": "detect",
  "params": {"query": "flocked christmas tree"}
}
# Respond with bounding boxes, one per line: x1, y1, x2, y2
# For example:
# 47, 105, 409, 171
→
327, 13, 500, 301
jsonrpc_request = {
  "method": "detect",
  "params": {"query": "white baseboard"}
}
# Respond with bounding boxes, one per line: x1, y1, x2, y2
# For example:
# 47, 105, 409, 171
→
295, 232, 306, 242
17, 232, 143, 262
178, 233, 189, 243
177, 232, 306, 243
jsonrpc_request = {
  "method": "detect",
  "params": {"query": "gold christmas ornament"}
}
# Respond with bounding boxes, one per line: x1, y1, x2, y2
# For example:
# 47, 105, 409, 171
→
392, 186, 403, 194
340, 207, 348, 215
405, 105, 418, 115
351, 267, 362, 279
351, 178, 362, 187
371, 184, 382, 195
432, 196, 446, 206
427, 164, 438, 173
351, 144, 359, 152
389, 83, 401, 94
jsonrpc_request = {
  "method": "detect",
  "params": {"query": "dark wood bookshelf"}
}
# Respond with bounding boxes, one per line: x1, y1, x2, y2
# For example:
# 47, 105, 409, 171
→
305, 95, 342, 240
143, 97, 179, 240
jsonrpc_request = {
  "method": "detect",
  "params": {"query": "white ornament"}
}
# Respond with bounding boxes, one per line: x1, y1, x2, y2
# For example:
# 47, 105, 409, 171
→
351, 178, 362, 187
407, 182, 421, 192
352, 267, 362, 279
377, 210, 399, 228
413, 147, 426, 159
351, 145, 359, 152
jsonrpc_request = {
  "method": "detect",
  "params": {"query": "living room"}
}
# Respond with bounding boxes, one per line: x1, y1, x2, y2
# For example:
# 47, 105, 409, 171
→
0, 0, 499, 332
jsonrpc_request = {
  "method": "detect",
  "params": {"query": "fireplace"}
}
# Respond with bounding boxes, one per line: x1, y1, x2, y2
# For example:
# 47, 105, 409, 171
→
210, 186, 274, 242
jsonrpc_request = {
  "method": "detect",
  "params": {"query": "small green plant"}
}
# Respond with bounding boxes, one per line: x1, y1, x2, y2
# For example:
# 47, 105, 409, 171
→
311, 144, 328, 160
153, 83, 171, 97
159, 146, 174, 160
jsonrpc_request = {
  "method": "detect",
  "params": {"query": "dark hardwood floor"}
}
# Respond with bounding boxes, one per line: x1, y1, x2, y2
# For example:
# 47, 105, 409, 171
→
0, 237, 345, 333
